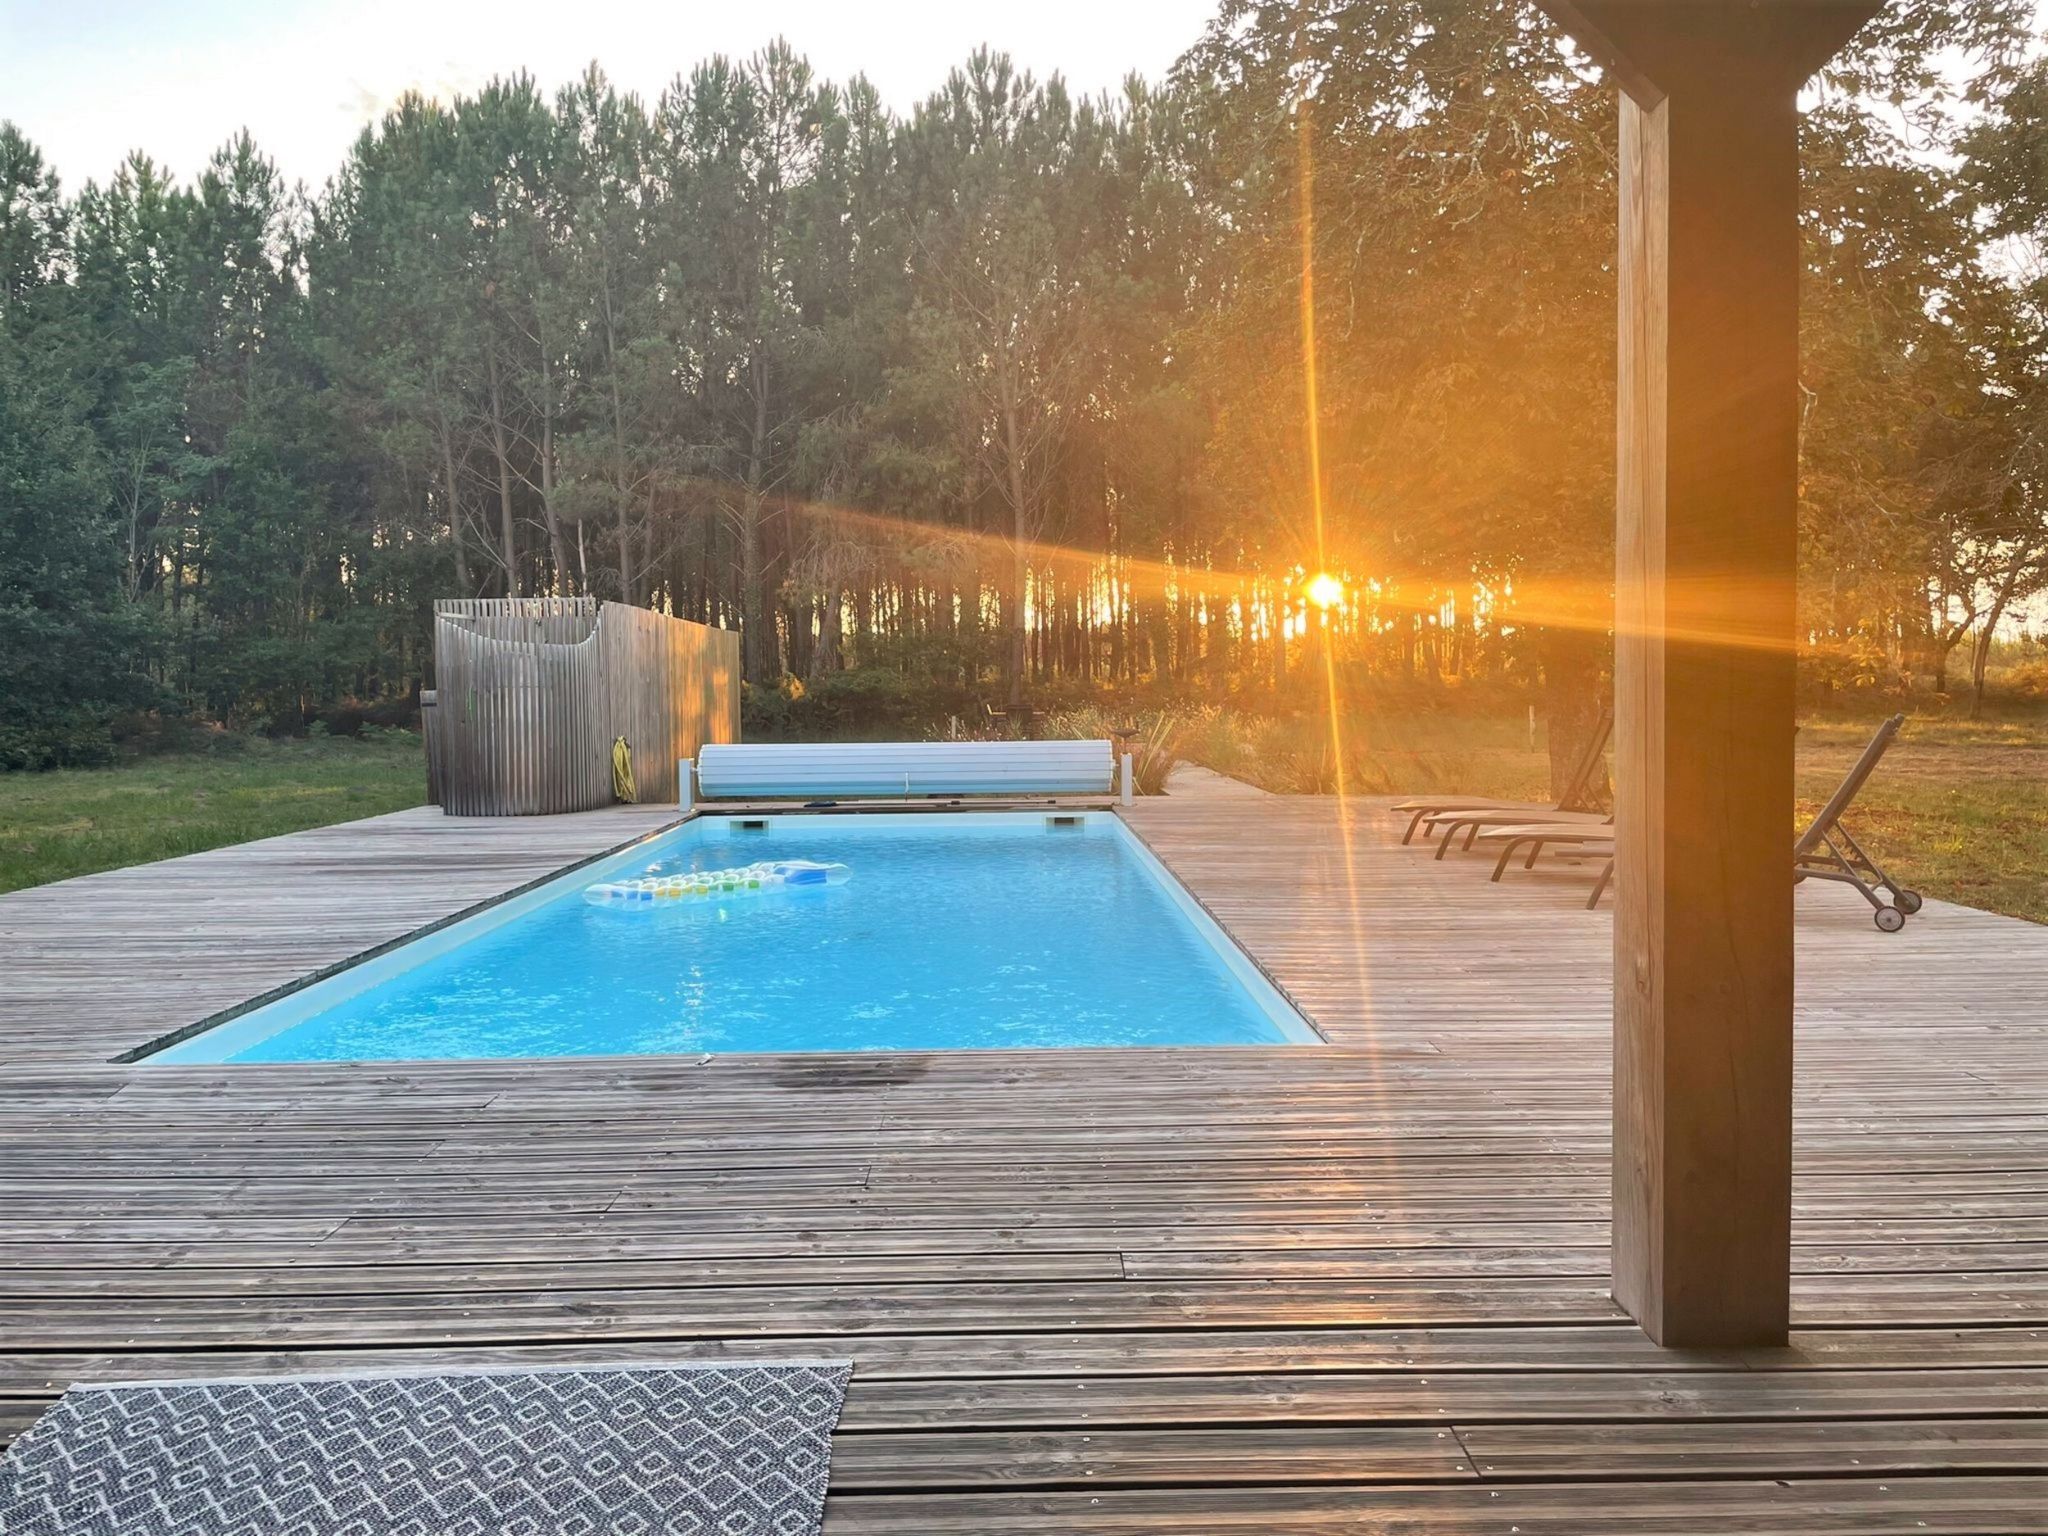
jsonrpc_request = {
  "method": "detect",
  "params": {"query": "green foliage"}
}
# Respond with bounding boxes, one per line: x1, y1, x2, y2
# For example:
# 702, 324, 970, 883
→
0, 313, 160, 768
1, 5, 2045, 768
742, 668, 980, 740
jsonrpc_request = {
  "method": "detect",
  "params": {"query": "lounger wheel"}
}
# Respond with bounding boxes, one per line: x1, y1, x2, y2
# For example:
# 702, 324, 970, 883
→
1873, 905, 1906, 933
1891, 888, 1923, 915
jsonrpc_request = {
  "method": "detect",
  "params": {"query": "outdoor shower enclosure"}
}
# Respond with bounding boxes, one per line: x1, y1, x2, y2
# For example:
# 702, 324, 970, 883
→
423, 598, 740, 816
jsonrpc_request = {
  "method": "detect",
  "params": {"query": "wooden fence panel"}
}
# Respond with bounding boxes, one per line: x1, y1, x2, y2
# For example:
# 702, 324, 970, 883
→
428, 599, 739, 815
594, 602, 740, 804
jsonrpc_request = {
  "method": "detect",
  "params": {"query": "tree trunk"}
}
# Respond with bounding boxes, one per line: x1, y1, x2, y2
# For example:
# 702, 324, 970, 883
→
639, 482, 659, 609
123, 483, 145, 602
1540, 627, 1607, 810
438, 422, 470, 596
537, 341, 570, 592
603, 286, 635, 605
1002, 400, 1030, 708
484, 348, 520, 597
1931, 616, 1973, 698
1928, 579, 1976, 697
1970, 560, 2027, 719
741, 353, 772, 682
810, 588, 843, 681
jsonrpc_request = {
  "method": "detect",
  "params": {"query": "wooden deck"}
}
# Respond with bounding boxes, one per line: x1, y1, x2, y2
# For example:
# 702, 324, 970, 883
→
0, 793, 2043, 1532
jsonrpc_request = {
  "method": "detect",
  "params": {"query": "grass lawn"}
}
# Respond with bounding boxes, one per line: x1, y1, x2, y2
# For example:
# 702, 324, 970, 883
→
1794, 712, 2048, 926
0, 732, 428, 894
5, 705, 2040, 925
1180, 701, 2048, 924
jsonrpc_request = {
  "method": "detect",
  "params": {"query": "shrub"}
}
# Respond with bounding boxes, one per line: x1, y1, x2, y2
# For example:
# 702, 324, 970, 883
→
743, 668, 979, 740
0, 711, 118, 772
1043, 705, 1187, 795
314, 705, 367, 739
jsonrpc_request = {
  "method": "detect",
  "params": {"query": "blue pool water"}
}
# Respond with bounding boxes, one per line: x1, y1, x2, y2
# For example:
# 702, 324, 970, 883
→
151, 813, 1315, 1063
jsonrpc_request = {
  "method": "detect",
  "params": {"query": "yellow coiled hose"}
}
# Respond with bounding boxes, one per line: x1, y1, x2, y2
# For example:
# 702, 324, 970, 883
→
611, 736, 637, 803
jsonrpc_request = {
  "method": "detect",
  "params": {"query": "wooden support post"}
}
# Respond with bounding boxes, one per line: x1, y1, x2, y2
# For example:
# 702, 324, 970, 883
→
1611, 76, 1803, 1348
1534, 1, 1880, 1347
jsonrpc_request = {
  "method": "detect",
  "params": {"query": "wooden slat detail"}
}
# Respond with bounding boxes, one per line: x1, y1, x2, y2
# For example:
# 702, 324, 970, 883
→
431, 598, 738, 814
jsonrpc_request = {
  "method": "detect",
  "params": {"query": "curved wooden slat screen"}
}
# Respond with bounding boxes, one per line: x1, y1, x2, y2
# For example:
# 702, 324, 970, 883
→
429, 598, 740, 816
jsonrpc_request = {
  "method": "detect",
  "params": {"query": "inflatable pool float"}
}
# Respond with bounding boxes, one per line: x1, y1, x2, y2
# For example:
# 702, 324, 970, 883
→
584, 860, 851, 908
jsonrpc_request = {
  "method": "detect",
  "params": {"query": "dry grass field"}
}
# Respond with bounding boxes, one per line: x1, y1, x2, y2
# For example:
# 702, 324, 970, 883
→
1181, 701, 2048, 924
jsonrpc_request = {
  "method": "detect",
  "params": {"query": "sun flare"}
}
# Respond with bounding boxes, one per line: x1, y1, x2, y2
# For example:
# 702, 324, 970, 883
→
1304, 571, 1345, 611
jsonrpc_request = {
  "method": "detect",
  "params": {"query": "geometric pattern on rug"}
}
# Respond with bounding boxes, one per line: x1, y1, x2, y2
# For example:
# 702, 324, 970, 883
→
0, 1361, 850, 1536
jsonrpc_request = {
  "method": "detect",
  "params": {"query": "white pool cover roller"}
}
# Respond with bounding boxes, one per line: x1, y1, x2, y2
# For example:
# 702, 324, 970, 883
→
692, 740, 1115, 799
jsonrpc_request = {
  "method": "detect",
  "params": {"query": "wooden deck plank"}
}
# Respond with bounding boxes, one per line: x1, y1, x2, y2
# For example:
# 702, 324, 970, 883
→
0, 792, 2042, 1522
827, 1425, 1477, 1489
1458, 1417, 2048, 1479
819, 1476, 2048, 1533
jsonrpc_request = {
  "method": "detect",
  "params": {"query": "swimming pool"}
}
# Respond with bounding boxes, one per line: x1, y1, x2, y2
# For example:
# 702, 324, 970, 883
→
147, 812, 1318, 1063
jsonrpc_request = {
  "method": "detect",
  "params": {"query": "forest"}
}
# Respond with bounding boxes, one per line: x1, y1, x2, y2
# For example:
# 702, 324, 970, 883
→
1, 0, 2044, 771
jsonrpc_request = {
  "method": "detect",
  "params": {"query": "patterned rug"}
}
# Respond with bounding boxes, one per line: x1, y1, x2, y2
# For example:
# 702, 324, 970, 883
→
0, 1360, 850, 1536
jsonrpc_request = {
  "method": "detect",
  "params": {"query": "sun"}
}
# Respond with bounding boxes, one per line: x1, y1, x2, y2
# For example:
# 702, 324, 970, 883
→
1303, 571, 1345, 611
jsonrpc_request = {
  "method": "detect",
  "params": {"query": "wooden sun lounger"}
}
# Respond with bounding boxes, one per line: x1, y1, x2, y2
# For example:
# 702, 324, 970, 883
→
1475, 821, 1617, 909
1426, 806, 1611, 859
1390, 706, 1612, 844
1477, 714, 1917, 927
1476, 820, 1616, 878
1792, 713, 1920, 930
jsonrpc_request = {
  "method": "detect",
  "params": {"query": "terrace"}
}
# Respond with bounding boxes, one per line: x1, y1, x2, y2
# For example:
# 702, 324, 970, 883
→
4, 4, 2045, 1529
1, 777, 2042, 1531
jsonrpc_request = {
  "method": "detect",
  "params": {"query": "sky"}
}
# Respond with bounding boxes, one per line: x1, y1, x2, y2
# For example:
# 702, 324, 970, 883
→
0, 0, 1224, 194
